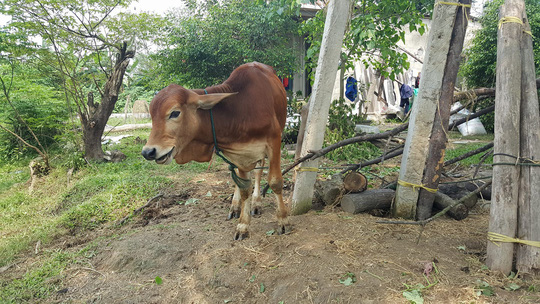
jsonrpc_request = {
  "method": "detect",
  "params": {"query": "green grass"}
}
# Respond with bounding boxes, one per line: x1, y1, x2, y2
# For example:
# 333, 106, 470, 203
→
446, 132, 494, 166
0, 127, 221, 302
0, 244, 99, 303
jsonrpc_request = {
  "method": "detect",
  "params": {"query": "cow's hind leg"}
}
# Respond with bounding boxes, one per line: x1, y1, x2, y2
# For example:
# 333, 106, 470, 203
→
268, 140, 290, 235
234, 169, 252, 240
251, 159, 264, 216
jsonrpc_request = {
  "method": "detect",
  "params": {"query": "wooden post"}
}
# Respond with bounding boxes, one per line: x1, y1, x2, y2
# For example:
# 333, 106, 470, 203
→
393, 0, 465, 219
486, 0, 523, 275
291, 0, 352, 215
416, 0, 471, 220
124, 94, 131, 122
517, 17, 540, 275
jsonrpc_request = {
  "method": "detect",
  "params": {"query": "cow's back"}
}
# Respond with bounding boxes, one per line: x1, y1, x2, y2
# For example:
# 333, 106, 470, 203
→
205, 62, 287, 143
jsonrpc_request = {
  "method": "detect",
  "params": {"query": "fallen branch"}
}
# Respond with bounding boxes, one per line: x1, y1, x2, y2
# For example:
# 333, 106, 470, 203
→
449, 105, 495, 131
443, 142, 494, 167
117, 193, 163, 225
375, 180, 492, 226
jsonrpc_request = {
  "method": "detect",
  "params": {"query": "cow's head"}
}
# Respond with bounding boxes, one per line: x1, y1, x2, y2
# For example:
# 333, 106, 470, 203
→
141, 84, 235, 165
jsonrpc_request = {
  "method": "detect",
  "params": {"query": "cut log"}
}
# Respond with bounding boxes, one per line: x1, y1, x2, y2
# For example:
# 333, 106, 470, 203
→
341, 189, 395, 214
314, 174, 344, 206
464, 180, 492, 200
438, 183, 479, 209
433, 192, 469, 220
343, 171, 368, 193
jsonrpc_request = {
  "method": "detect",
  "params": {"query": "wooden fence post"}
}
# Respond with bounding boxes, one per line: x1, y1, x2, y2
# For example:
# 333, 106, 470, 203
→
486, 0, 524, 275
291, 0, 352, 215
516, 17, 540, 275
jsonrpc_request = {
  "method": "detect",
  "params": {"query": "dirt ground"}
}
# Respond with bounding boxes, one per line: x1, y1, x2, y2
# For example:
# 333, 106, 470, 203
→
15, 166, 540, 304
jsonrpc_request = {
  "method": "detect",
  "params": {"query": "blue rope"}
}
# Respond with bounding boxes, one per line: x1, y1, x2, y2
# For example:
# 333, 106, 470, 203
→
205, 89, 251, 189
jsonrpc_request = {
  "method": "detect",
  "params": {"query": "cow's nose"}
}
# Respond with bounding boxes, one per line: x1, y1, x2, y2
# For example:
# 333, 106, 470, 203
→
141, 147, 157, 160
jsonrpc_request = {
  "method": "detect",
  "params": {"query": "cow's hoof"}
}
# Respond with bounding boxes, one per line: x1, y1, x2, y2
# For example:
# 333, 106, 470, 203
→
250, 206, 262, 217
277, 224, 291, 235
227, 210, 240, 220
234, 231, 249, 241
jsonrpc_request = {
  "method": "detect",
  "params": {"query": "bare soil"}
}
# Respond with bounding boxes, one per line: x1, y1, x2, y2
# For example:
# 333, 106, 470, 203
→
18, 166, 540, 303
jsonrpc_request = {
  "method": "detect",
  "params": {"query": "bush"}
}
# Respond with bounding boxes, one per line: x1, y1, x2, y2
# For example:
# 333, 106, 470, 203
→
0, 80, 68, 160
324, 98, 380, 162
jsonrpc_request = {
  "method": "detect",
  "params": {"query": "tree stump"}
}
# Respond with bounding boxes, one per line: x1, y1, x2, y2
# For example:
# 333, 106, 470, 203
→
343, 171, 368, 193
314, 174, 344, 206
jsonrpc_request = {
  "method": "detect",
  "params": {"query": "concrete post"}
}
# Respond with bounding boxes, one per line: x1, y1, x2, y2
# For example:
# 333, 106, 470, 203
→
290, 0, 352, 215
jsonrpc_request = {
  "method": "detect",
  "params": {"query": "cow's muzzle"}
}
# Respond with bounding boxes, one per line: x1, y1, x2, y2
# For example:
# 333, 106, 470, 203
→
142, 146, 175, 164
141, 147, 157, 160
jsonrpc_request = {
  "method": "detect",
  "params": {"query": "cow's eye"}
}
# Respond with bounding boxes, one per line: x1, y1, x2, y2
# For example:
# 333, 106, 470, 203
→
169, 111, 180, 119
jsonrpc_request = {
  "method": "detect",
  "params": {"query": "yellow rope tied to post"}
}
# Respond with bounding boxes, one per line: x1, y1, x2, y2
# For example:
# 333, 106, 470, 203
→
498, 16, 524, 29
498, 16, 534, 38
435, 1, 472, 21
488, 232, 540, 248
296, 167, 319, 172
397, 180, 438, 193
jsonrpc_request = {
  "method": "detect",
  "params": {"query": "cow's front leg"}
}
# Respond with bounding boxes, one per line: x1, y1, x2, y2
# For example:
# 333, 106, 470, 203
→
251, 159, 264, 216
228, 186, 241, 220
234, 169, 252, 240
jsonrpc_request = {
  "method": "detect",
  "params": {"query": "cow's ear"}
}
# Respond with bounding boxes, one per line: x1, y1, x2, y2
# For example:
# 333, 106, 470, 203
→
195, 93, 238, 110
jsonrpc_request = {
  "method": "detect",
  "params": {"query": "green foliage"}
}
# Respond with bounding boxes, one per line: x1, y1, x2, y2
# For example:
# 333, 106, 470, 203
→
115, 85, 156, 112
323, 99, 380, 162
283, 96, 305, 144
445, 140, 494, 167
475, 280, 495, 296
461, 0, 540, 88
339, 272, 357, 286
156, 0, 302, 88
0, 63, 68, 159
301, 1, 428, 82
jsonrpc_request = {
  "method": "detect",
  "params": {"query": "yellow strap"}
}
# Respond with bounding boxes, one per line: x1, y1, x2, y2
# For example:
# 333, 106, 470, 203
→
397, 180, 438, 193
296, 167, 318, 172
498, 16, 534, 38
488, 232, 540, 248
498, 16, 523, 29
436, 1, 471, 8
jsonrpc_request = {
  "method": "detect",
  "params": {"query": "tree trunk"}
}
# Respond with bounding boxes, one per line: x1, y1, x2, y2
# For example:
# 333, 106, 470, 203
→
82, 42, 134, 160
486, 0, 523, 275
416, 0, 471, 220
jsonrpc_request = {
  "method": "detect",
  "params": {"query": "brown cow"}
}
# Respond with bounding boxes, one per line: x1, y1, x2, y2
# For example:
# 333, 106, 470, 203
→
141, 62, 289, 240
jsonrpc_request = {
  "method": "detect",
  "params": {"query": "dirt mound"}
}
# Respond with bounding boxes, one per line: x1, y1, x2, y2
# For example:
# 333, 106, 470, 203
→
44, 170, 538, 304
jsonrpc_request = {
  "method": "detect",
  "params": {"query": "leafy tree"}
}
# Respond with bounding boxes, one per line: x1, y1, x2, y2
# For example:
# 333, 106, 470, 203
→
2, 0, 165, 160
459, 0, 540, 132
156, 0, 302, 88
0, 29, 61, 165
302, 0, 430, 95
461, 0, 540, 89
